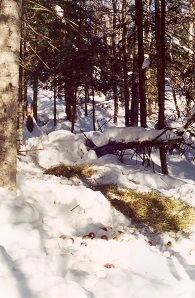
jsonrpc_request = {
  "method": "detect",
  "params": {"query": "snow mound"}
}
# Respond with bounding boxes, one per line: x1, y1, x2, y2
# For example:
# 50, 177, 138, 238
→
91, 127, 180, 147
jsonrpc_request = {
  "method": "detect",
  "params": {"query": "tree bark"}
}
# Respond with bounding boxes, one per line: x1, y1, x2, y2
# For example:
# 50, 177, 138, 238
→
65, 85, 74, 122
155, 0, 167, 174
172, 87, 180, 119
122, 0, 130, 127
131, 49, 139, 126
159, 145, 168, 175
0, 0, 22, 192
130, 25, 139, 127
33, 76, 38, 122
112, 0, 118, 125
84, 84, 89, 117
53, 70, 57, 126
18, 37, 24, 149
135, 0, 147, 128
155, 0, 166, 128
91, 80, 96, 131
71, 88, 77, 133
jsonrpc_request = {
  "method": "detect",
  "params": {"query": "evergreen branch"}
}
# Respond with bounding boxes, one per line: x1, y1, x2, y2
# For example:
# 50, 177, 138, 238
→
26, 22, 60, 52
26, 0, 79, 32
25, 0, 51, 13
28, 43, 50, 69
25, 0, 90, 45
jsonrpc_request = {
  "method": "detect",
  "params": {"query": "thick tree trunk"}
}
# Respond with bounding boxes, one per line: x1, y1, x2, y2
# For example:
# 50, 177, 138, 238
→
0, 0, 22, 192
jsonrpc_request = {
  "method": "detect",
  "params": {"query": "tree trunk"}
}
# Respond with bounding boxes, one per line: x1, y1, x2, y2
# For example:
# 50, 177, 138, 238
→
131, 50, 139, 126
172, 87, 180, 119
144, 0, 153, 119
33, 76, 38, 122
18, 38, 24, 150
113, 81, 118, 125
71, 88, 77, 133
112, 0, 118, 125
0, 0, 22, 192
53, 71, 57, 126
155, 0, 167, 174
65, 84, 74, 122
159, 145, 168, 175
155, 0, 166, 129
91, 81, 96, 131
84, 84, 89, 117
122, 0, 130, 127
135, 0, 147, 128
130, 27, 139, 127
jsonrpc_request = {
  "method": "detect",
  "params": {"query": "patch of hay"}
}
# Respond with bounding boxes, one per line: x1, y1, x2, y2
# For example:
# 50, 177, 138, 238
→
44, 166, 195, 234
44, 164, 97, 180
95, 184, 195, 233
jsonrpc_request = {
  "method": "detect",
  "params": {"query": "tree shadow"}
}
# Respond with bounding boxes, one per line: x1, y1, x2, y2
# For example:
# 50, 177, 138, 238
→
158, 233, 195, 284
0, 245, 33, 298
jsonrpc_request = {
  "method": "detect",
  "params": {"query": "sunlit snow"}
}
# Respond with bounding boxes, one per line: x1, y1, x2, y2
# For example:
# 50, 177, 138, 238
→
0, 89, 195, 298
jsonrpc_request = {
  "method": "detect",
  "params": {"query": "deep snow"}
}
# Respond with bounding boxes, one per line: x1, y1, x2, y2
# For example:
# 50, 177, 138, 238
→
0, 89, 195, 298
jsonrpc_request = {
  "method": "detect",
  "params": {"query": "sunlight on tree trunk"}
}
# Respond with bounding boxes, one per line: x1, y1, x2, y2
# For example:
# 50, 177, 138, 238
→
0, 0, 22, 192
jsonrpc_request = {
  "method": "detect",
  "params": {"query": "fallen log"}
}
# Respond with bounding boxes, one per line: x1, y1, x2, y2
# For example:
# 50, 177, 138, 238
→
86, 138, 183, 155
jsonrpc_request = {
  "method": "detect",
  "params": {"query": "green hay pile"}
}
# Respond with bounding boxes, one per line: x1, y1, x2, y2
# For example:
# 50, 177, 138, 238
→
44, 164, 97, 180
95, 184, 195, 233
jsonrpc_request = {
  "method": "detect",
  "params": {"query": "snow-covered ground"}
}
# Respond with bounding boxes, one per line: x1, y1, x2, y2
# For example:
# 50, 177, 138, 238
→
0, 89, 195, 298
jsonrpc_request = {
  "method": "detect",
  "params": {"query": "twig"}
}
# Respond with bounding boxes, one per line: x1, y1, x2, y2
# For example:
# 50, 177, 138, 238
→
18, 148, 44, 153
71, 204, 79, 212
80, 129, 97, 148
80, 129, 90, 141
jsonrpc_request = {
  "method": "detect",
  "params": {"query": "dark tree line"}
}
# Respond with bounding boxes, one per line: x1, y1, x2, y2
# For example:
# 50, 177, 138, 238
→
17, 0, 194, 176
19, 0, 194, 129
0, 0, 194, 190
